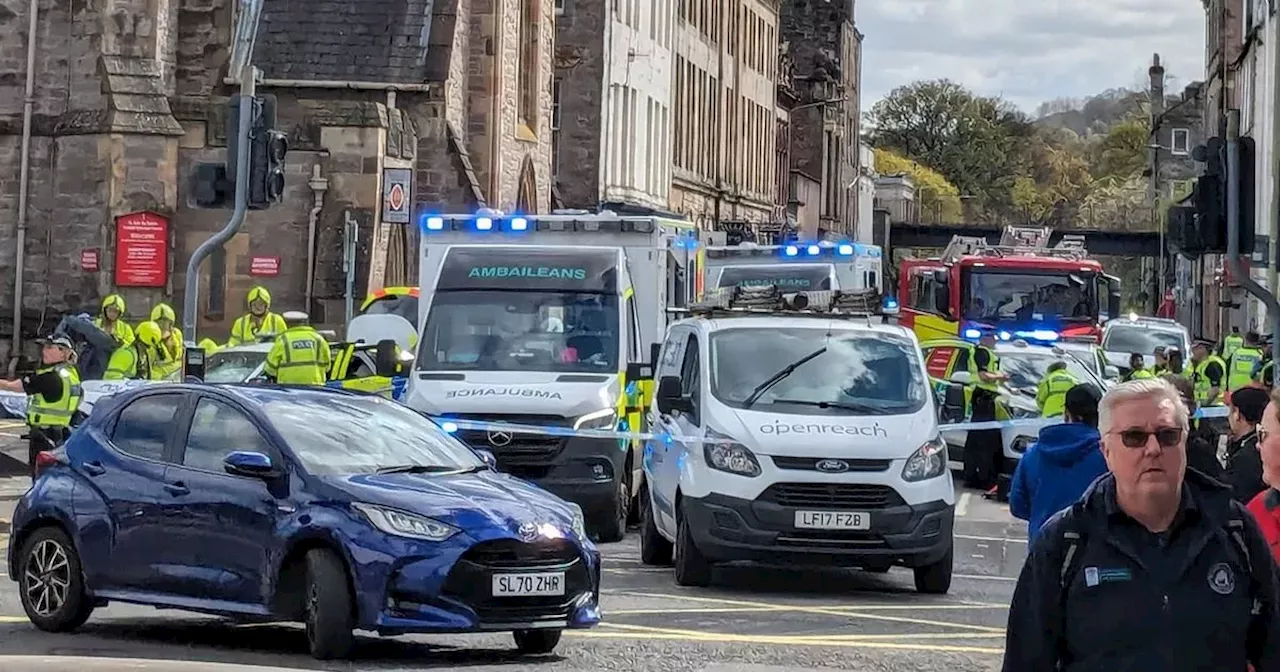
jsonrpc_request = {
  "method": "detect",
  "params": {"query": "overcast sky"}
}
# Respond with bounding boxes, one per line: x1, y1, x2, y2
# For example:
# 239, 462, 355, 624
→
857, 0, 1206, 115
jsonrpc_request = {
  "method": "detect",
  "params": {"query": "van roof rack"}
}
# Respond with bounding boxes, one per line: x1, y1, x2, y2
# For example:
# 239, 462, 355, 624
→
669, 285, 892, 322
939, 225, 1089, 263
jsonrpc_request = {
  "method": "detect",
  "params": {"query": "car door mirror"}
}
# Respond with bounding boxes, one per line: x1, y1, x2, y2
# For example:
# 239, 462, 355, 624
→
656, 375, 692, 415
224, 451, 277, 478
374, 339, 400, 377
949, 370, 973, 385
938, 385, 966, 423
474, 449, 498, 469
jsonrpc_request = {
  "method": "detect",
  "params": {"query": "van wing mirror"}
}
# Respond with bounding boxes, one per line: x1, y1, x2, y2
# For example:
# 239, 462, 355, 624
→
655, 375, 691, 414
1104, 274, 1122, 320
374, 339, 400, 377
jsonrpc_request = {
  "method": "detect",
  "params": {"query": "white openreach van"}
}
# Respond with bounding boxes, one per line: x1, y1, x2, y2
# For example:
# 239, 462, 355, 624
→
638, 285, 955, 593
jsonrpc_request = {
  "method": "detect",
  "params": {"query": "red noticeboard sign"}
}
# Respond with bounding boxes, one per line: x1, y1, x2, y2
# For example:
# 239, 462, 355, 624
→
114, 212, 169, 287
80, 249, 99, 272
250, 256, 280, 277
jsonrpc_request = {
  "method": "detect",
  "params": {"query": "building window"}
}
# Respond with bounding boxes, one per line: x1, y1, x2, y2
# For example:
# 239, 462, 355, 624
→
551, 78, 562, 169
1171, 128, 1190, 155
518, 0, 541, 131
555, 0, 564, 15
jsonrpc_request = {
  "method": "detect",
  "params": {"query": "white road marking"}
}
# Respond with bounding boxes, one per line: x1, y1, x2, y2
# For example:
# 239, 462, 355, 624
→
956, 492, 971, 517
956, 534, 1027, 544
955, 573, 1018, 583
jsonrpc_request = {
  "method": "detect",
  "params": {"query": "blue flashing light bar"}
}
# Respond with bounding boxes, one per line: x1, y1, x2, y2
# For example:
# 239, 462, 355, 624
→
998, 331, 1012, 341
475, 217, 494, 231
510, 217, 529, 231
963, 328, 982, 340
806, 244, 821, 256
784, 245, 800, 257
837, 243, 855, 256
439, 420, 458, 433
425, 216, 445, 231
1015, 329, 1060, 342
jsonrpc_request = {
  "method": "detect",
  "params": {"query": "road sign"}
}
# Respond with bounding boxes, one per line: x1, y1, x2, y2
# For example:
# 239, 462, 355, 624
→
250, 256, 280, 277
80, 249, 99, 272
382, 168, 412, 223
114, 211, 169, 287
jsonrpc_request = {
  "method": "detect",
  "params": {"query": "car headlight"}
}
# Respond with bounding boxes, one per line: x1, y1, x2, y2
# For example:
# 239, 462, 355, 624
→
574, 407, 618, 430
1012, 435, 1035, 454
352, 502, 458, 542
703, 429, 761, 477
567, 502, 588, 539
902, 435, 948, 482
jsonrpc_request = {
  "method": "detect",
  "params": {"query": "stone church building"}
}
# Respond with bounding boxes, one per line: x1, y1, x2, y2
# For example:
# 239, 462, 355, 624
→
0, 0, 554, 359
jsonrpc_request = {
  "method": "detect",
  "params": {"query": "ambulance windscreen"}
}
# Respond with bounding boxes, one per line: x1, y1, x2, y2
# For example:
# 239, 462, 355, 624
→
716, 265, 833, 291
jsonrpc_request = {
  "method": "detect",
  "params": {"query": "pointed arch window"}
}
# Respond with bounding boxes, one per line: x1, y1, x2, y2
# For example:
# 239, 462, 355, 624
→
519, 0, 541, 133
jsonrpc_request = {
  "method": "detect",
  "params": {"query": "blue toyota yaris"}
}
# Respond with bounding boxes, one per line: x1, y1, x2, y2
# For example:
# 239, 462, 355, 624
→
5, 384, 601, 659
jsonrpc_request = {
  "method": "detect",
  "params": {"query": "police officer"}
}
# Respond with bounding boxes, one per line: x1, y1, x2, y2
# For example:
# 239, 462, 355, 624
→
102, 321, 160, 380
1152, 346, 1168, 376
1191, 340, 1227, 407
0, 336, 84, 479
1124, 352, 1154, 381
1036, 360, 1077, 418
963, 331, 1009, 489
1227, 331, 1265, 392
1223, 326, 1245, 361
148, 303, 184, 380
264, 311, 331, 386
1001, 378, 1280, 671
94, 294, 134, 347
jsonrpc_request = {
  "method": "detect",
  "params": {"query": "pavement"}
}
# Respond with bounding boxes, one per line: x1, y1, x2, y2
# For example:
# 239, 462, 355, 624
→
0, 427, 1025, 670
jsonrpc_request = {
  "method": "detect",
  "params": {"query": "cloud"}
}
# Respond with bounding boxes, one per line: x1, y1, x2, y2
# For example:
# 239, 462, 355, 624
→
858, 0, 1205, 113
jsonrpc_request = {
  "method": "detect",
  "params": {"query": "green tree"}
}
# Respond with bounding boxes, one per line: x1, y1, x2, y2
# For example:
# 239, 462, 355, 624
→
1090, 115, 1150, 180
1010, 127, 1095, 225
873, 148, 964, 223
866, 79, 1032, 218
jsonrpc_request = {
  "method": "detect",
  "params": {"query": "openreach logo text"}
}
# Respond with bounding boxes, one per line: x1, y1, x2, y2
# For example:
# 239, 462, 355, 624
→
758, 421, 889, 437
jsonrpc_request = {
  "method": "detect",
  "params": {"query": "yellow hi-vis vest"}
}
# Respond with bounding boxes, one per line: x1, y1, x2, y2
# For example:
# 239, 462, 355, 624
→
150, 329, 185, 381
1194, 355, 1228, 406
103, 345, 150, 380
26, 363, 83, 428
228, 312, 288, 347
265, 326, 331, 385
1228, 347, 1264, 391
1126, 369, 1154, 381
1223, 334, 1244, 361
1036, 368, 1077, 418
972, 346, 1001, 393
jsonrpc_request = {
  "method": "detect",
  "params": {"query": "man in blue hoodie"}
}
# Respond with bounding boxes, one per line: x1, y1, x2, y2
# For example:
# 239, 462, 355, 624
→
1009, 383, 1108, 540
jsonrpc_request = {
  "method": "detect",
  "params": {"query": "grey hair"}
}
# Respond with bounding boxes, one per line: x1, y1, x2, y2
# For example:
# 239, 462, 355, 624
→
1098, 378, 1190, 434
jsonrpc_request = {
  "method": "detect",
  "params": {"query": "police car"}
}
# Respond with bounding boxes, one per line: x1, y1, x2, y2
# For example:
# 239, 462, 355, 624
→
638, 285, 955, 593
923, 338, 1108, 475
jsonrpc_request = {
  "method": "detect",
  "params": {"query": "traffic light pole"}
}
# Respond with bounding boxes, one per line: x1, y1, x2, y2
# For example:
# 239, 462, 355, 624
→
1226, 110, 1280, 374
181, 69, 256, 340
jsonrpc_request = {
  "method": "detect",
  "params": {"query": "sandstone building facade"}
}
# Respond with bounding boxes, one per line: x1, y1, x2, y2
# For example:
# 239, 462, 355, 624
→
0, 0, 554, 361
670, 0, 781, 230
553, 0, 675, 214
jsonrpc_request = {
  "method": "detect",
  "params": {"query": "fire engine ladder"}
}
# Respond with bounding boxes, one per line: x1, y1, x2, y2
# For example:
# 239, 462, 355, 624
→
940, 226, 1089, 262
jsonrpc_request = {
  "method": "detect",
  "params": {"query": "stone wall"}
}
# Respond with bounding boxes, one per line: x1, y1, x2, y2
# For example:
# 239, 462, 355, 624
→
551, 0, 606, 209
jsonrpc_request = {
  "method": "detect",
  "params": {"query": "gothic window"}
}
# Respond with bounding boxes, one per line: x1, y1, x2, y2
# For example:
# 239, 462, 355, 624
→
519, 0, 541, 132
517, 156, 539, 213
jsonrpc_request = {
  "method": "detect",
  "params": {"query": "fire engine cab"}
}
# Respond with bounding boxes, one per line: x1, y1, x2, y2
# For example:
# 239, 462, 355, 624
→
897, 226, 1122, 344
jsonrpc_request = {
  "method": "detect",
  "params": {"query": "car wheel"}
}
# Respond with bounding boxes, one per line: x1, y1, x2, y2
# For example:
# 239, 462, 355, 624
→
19, 527, 93, 632
913, 546, 953, 595
513, 628, 562, 654
639, 485, 672, 566
303, 548, 356, 660
673, 500, 712, 587
593, 472, 629, 544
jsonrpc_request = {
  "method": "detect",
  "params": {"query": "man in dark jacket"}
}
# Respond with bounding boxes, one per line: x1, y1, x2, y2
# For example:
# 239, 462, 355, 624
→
1009, 384, 1108, 541
1225, 386, 1269, 505
1002, 378, 1280, 672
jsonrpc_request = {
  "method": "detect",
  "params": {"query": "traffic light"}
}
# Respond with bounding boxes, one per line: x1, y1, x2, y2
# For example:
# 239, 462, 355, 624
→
1189, 136, 1257, 255
188, 162, 232, 209
1238, 136, 1256, 255
246, 94, 287, 210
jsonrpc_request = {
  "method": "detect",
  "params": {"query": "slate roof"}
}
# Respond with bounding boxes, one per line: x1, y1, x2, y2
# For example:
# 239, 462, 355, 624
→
253, 0, 441, 83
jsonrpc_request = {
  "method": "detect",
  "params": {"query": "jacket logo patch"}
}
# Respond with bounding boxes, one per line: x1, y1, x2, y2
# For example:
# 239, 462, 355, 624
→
1208, 563, 1236, 595
1084, 566, 1130, 587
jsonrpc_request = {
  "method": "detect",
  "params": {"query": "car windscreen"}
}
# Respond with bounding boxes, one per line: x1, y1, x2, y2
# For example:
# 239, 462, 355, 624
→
264, 396, 483, 475
964, 269, 1098, 323
417, 290, 619, 373
1000, 351, 1097, 394
1102, 326, 1185, 354
715, 265, 833, 291
709, 328, 927, 415
204, 350, 268, 383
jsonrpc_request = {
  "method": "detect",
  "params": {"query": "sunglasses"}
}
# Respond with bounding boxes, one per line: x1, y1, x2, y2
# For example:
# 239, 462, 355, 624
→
1110, 427, 1184, 449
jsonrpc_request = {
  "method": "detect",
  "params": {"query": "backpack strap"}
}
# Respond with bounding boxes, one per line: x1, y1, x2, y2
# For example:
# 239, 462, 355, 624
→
1226, 515, 1264, 616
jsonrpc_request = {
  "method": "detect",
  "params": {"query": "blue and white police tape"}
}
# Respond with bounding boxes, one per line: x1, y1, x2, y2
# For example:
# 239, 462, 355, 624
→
432, 405, 1232, 444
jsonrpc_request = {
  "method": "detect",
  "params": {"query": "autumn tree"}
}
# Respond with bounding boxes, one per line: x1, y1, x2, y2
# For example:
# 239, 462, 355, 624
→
1089, 115, 1150, 180
873, 148, 964, 223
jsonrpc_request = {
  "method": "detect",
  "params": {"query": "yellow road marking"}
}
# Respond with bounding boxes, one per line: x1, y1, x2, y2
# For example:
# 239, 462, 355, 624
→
612, 591, 1005, 633
567, 629, 1004, 654
0, 617, 26, 623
